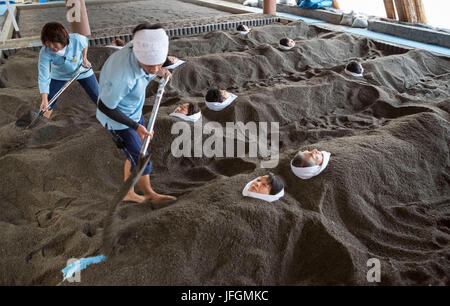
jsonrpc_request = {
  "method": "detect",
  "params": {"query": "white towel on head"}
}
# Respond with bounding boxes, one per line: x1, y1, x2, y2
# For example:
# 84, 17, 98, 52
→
205, 93, 237, 111
279, 44, 295, 51
291, 151, 331, 179
237, 29, 251, 35
169, 111, 202, 123
163, 59, 185, 70
242, 177, 284, 203
106, 45, 123, 50
133, 28, 169, 65
345, 66, 364, 78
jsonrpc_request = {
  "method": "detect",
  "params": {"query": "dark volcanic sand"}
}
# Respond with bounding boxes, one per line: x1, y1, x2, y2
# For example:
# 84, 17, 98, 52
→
17, 0, 232, 38
0, 21, 449, 285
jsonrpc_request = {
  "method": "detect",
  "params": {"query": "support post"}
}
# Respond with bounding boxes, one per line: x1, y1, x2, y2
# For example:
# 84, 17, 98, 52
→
263, 0, 276, 15
412, 0, 427, 24
66, 0, 91, 36
394, 0, 407, 22
383, 0, 397, 20
403, 0, 417, 23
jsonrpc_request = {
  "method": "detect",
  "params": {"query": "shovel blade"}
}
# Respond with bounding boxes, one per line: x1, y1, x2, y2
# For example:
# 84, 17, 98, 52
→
15, 110, 48, 129
102, 154, 152, 256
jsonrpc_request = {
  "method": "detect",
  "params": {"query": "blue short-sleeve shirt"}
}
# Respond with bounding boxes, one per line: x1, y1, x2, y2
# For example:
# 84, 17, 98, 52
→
38, 33, 94, 94
96, 44, 156, 130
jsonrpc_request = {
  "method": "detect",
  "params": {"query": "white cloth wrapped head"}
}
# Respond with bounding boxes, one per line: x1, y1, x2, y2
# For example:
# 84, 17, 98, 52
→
291, 151, 331, 179
238, 29, 251, 35
133, 28, 169, 65
205, 93, 237, 111
169, 110, 202, 123
163, 59, 185, 70
242, 176, 285, 203
345, 62, 364, 77
279, 44, 295, 51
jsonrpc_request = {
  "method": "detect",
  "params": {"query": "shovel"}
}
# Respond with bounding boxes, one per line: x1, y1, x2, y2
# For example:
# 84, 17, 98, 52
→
15, 65, 93, 129
103, 74, 170, 256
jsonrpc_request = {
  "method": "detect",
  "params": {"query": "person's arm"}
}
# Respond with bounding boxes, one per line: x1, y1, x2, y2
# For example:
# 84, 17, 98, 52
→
38, 49, 51, 111
82, 47, 91, 68
98, 99, 152, 141
98, 99, 139, 130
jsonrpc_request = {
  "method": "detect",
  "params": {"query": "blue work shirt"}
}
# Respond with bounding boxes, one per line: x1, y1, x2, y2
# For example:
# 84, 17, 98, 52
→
96, 44, 156, 130
38, 33, 93, 94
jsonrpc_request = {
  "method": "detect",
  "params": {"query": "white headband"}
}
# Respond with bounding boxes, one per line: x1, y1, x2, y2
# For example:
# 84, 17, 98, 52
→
133, 29, 169, 65
163, 59, 185, 70
345, 66, 364, 78
238, 29, 251, 35
205, 93, 237, 111
169, 110, 202, 122
291, 151, 331, 179
242, 177, 285, 203
279, 44, 295, 51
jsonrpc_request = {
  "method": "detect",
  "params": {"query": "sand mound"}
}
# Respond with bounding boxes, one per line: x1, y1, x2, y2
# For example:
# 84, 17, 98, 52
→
0, 20, 449, 285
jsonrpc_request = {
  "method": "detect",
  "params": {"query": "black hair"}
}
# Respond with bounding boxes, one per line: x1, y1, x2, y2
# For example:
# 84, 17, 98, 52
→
187, 103, 200, 116
279, 38, 290, 46
113, 38, 125, 47
292, 152, 317, 168
205, 88, 225, 103
268, 173, 284, 195
163, 56, 175, 68
41, 22, 70, 47
132, 23, 166, 36
237, 24, 247, 31
346, 61, 363, 74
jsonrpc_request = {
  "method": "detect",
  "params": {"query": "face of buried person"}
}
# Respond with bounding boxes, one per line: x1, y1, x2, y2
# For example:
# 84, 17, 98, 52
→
175, 103, 190, 115
301, 149, 324, 166
287, 39, 295, 47
248, 175, 271, 195
219, 90, 230, 99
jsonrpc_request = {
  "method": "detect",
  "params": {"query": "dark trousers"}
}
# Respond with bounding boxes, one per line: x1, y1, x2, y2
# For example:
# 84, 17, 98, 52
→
48, 74, 99, 110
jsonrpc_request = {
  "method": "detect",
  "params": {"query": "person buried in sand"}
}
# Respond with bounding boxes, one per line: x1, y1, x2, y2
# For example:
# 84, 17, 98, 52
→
170, 102, 202, 122
242, 173, 285, 203
38, 22, 99, 118
279, 37, 295, 50
291, 149, 331, 179
204, 88, 237, 111
106, 38, 126, 49
237, 24, 251, 34
345, 60, 364, 78
96, 23, 176, 205
162, 55, 185, 70
205, 88, 230, 102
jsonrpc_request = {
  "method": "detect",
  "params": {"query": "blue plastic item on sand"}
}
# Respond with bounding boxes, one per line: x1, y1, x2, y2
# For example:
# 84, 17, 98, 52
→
61, 255, 107, 281
297, 0, 332, 9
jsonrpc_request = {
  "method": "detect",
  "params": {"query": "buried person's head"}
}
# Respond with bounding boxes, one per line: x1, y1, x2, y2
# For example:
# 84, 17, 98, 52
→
175, 103, 200, 116
243, 173, 285, 202
132, 23, 169, 74
279, 37, 295, 50
110, 38, 125, 47
291, 149, 331, 179
345, 60, 364, 77
204, 89, 237, 111
237, 24, 250, 34
170, 103, 202, 122
163, 56, 179, 67
41, 22, 70, 54
205, 89, 230, 103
